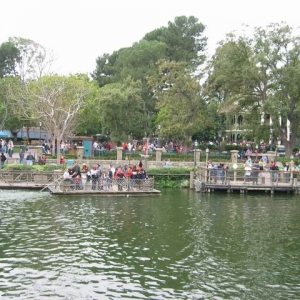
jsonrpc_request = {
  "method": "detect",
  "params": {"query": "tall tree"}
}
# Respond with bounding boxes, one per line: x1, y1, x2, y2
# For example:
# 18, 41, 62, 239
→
144, 15, 207, 68
92, 16, 207, 138
153, 61, 207, 143
96, 77, 144, 142
206, 23, 300, 157
0, 41, 20, 78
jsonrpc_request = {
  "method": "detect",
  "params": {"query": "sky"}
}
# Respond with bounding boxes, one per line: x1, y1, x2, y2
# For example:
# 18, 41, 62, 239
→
1, 0, 299, 75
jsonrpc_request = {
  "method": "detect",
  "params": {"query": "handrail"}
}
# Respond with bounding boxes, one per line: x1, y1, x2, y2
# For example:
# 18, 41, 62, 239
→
40, 175, 63, 192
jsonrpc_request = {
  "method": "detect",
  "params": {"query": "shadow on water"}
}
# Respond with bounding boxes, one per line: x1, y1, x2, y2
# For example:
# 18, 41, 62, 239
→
0, 189, 300, 299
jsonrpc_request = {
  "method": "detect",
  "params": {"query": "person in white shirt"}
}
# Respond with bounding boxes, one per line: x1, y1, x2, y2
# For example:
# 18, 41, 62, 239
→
8, 140, 14, 157
63, 169, 70, 180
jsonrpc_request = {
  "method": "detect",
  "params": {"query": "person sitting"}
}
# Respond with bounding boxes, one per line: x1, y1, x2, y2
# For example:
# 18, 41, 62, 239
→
63, 169, 71, 180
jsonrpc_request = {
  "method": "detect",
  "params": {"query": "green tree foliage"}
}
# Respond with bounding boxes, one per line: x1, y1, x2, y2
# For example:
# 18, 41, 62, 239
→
0, 77, 16, 130
144, 15, 207, 67
92, 16, 207, 139
0, 41, 20, 78
96, 78, 144, 142
154, 61, 206, 142
206, 23, 300, 156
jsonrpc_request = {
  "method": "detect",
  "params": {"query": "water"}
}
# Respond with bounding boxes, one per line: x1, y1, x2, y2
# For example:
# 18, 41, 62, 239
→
0, 189, 300, 299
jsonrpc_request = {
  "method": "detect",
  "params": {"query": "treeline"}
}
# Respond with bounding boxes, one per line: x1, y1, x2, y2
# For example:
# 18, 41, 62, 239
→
0, 18, 299, 158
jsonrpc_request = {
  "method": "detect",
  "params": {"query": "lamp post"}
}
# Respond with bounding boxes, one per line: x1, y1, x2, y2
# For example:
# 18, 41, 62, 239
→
106, 129, 111, 141
194, 139, 198, 167
205, 148, 210, 167
270, 127, 273, 151
158, 124, 161, 148
39, 121, 42, 144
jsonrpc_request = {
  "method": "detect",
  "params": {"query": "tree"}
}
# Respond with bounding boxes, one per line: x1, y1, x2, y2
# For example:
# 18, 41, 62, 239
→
144, 15, 207, 68
0, 41, 20, 78
7, 74, 93, 164
153, 61, 207, 143
96, 77, 144, 142
92, 16, 208, 138
206, 23, 300, 157
9, 37, 54, 81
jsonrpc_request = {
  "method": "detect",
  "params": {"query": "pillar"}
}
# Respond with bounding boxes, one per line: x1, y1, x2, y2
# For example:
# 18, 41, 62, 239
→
35, 146, 43, 160
195, 149, 201, 165
117, 147, 123, 161
190, 171, 194, 189
76, 146, 84, 162
230, 150, 239, 164
267, 151, 276, 162
156, 148, 162, 162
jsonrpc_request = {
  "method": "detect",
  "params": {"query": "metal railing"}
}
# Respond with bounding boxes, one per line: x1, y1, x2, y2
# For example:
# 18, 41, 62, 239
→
0, 170, 58, 186
59, 177, 155, 192
197, 167, 298, 187
0, 170, 155, 192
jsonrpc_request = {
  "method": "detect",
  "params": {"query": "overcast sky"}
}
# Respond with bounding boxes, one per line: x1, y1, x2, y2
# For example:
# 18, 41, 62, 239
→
1, 0, 299, 75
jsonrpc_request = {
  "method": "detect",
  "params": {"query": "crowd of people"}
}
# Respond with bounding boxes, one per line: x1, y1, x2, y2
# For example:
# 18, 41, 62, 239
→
62, 160, 148, 191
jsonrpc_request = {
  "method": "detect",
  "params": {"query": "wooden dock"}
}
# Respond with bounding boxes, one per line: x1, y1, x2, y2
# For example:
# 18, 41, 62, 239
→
195, 167, 300, 194
0, 171, 161, 196
47, 185, 161, 196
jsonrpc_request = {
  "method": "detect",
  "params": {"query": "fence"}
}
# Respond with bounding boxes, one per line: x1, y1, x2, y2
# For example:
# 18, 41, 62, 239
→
197, 167, 298, 187
59, 177, 155, 193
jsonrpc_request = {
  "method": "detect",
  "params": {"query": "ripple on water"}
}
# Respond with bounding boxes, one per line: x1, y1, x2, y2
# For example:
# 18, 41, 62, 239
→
1, 191, 300, 299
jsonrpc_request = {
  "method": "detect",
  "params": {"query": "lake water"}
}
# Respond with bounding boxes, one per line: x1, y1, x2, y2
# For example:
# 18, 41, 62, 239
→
0, 189, 300, 299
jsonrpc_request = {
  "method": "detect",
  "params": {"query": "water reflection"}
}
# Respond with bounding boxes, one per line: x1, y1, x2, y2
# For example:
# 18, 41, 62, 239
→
0, 189, 300, 299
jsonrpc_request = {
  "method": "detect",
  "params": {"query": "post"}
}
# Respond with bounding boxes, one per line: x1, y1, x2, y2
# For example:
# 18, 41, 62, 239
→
39, 121, 42, 144
194, 140, 198, 167
270, 127, 273, 151
156, 148, 162, 162
205, 148, 210, 166
157, 125, 161, 148
190, 171, 194, 189
76, 146, 84, 163
117, 147, 123, 161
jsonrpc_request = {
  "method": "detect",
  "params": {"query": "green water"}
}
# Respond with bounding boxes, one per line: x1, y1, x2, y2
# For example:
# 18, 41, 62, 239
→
0, 189, 300, 299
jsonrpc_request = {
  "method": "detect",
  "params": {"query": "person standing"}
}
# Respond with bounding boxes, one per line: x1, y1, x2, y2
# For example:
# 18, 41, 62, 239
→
244, 163, 252, 183
115, 166, 125, 191
19, 150, 25, 164
7, 140, 14, 157
252, 160, 260, 185
0, 152, 6, 168
26, 152, 35, 166
284, 162, 290, 183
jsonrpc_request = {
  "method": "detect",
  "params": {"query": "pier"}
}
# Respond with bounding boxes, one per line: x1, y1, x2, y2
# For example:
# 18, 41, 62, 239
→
194, 167, 299, 194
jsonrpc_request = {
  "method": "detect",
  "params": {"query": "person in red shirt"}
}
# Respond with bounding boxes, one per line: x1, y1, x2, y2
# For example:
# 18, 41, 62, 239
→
115, 167, 125, 191
126, 166, 133, 190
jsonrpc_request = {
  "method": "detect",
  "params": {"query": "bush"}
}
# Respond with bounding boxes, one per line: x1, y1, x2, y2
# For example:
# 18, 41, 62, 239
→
2, 164, 64, 171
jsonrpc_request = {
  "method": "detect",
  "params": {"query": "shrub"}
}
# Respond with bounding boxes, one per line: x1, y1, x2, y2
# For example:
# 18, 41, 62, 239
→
2, 164, 64, 171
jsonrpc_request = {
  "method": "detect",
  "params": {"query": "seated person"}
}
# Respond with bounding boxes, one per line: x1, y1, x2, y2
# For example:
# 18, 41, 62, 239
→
63, 169, 71, 180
